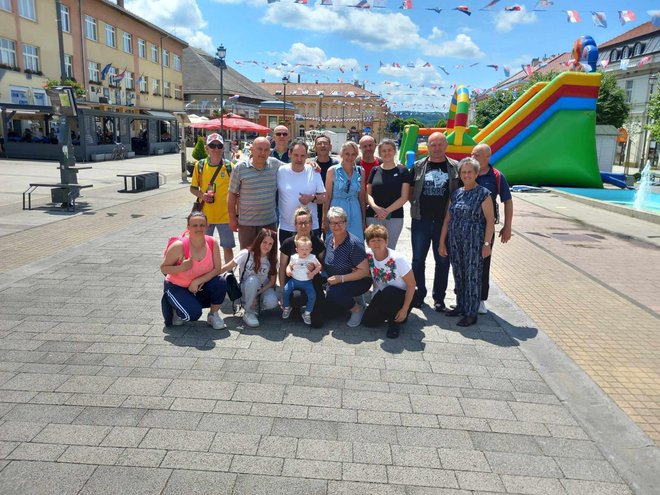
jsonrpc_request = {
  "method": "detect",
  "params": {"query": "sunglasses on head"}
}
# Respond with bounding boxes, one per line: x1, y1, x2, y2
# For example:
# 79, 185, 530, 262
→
207, 143, 223, 149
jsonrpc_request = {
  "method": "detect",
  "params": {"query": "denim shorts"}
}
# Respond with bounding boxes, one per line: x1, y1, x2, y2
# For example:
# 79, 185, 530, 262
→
206, 223, 236, 248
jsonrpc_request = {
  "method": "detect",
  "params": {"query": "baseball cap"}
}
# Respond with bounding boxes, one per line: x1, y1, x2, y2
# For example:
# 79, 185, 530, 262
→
206, 133, 224, 145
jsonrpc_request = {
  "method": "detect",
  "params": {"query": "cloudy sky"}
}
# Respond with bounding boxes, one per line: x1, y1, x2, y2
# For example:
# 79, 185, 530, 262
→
125, 0, 653, 112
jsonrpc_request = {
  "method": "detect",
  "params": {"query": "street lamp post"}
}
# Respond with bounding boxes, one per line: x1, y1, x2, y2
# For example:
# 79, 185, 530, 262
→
215, 44, 227, 138
318, 92, 324, 129
282, 75, 289, 128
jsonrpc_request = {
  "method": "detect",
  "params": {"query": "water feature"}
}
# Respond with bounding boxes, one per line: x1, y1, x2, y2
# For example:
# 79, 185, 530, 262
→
633, 160, 653, 211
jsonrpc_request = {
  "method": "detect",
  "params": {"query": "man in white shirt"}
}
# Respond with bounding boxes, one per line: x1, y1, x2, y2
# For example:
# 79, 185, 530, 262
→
277, 139, 326, 244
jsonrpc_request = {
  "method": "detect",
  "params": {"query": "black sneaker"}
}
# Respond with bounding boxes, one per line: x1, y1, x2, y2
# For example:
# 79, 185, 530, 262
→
433, 301, 447, 313
386, 322, 401, 339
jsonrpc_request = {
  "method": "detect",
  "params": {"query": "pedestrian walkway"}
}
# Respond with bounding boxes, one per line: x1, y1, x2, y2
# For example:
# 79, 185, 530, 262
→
0, 158, 658, 494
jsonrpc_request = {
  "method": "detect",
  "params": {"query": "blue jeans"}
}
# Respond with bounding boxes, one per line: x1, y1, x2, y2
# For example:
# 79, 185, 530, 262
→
282, 278, 316, 313
411, 218, 450, 305
162, 276, 227, 324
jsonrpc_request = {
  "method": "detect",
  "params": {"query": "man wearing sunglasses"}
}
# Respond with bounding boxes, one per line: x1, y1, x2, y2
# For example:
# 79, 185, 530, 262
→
270, 125, 291, 163
190, 133, 235, 265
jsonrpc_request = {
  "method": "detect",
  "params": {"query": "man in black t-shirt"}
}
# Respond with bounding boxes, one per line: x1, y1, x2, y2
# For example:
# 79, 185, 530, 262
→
409, 132, 460, 312
313, 134, 339, 232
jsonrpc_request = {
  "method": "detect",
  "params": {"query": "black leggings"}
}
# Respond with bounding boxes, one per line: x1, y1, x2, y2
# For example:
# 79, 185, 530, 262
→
362, 285, 411, 327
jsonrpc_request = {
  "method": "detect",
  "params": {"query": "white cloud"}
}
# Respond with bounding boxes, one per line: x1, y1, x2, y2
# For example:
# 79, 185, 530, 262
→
428, 27, 444, 41
422, 34, 484, 59
377, 58, 444, 87
493, 6, 538, 33
281, 43, 359, 72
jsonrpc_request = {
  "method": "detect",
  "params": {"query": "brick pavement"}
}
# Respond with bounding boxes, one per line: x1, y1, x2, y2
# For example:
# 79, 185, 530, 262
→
0, 188, 654, 494
492, 195, 660, 445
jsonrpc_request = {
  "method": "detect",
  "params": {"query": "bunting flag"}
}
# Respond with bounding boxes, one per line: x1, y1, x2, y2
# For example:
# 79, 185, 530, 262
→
426, 7, 442, 14
438, 66, 450, 75
400, 0, 412, 10
469, 62, 479, 67
320, 0, 332, 4
600, 60, 610, 68
267, 0, 280, 3
481, 1, 501, 10
522, 64, 533, 77
534, 0, 552, 10
353, 0, 369, 7
294, 0, 308, 3
565, 10, 581, 23
619, 58, 630, 71
505, 5, 522, 12
503, 65, 511, 77
364, 64, 369, 71
454, 5, 471, 16
638, 56, 652, 68
379, 61, 384, 67
487, 64, 499, 70
422, 62, 432, 67
100, 63, 112, 81
618, 10, 635, 25
591, 11, 607, 28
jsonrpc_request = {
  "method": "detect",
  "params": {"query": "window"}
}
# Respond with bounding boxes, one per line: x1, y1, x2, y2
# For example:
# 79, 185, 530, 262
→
107, 67, 117, 84
85, 16, 97, 41
105, 24, 116, 48
162, 49, 169, 67
633, 42, 645, 57
173, 54, 181, 71
10, 86, 29, 104
123, 32, 132, 53
174, 85, 182, 99
138, 38, 146, 58
139, 75, 148, 92
0, 0, 11, 12
22, 44, 40, 72
609, 49, 620, 63
88, 61, 100, 83
622, 45, 632, 59
60, 4, 70, 32
125, 71, 134, 90
0, 38, 17, 68
152, 78, 160, 95
163, 81, 170, 97
151, 43, 159, 63
625, 80, 633, 103
64, 54, 73, 78
18, 0, 35, 20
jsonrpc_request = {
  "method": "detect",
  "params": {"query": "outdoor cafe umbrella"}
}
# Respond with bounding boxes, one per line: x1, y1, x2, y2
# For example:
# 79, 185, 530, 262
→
189, 116, 271, 134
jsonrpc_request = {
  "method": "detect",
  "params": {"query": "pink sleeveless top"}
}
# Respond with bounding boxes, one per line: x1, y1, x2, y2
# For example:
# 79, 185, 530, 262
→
166, 237, 215, 288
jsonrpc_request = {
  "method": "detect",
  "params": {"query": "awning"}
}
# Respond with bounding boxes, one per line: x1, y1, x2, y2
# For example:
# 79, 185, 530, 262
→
144, 110, 176, 119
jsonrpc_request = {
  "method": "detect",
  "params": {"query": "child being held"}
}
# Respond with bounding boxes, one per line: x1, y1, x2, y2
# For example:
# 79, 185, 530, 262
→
282, 236, 322, 325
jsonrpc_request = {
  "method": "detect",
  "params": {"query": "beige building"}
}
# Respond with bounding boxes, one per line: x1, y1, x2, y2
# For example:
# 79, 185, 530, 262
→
0, 0, 186, 112
258, 81, 389, 140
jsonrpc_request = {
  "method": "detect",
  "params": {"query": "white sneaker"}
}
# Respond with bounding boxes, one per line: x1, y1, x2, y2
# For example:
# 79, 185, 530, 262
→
282, 307, 292, 319
302, 311, 312, 325
207, 311, 226, 330
478, 301, 488, 314
242, 312, 260, 327
172, 310, 184, 326
347, 307, 364, 327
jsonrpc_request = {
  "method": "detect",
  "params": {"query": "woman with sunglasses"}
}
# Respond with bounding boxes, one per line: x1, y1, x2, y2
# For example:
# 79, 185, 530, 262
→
323, 141, 366, 242
279, 206, 326, 327
221, 228, 279, 327
161, 211, 227, 330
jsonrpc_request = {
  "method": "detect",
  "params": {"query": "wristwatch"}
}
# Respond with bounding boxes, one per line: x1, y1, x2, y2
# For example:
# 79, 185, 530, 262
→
483, 241, 491, 247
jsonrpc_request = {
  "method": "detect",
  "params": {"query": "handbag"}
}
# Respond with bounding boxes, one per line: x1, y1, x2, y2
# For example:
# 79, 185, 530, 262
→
224, 272, 242, 301
192, 159, 223, 213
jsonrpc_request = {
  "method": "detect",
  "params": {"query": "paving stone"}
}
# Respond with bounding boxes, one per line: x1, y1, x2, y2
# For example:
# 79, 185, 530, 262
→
73, 406, 147, 426
341, 462, 388, 483
400, 413, 440, 428
164, 379, 236, 400
233, 383, 286, 403
122, 396, 174, 410
0, 460, 94, 495
284, 385, 342, 408
261, 373, 296, 385
485, 451, 563, 478
488, 419, 550, 437
308, 406, 358, 423
232, 473, 327, 495
297, 438, 352, 462
470, 431, 542, 455
438, 448, 491, 472
105, 377, 171, 396
459, 398, 516, 420
115, 448, 167, 467
546, 424, 590, 440
100, 426, 149, 447
535, 437, 603, 459
198, 413, 274, 435
468, 376, 515, 391
0, 421, 45, 441
328, 480, 405, 495
55, 375, 116, 394
283, 458, 342, 480
257, 436, 298, 458
456, 471, 505, 492
343, 390, 412, 413
138, 409, 203, 429
462, 388, 516, 401
209, 432, 261, 455
337, 423, 397, 444
512, 391, 561, 405
309, 364, 352, 379
161, 450, 232, 471
409, 394, 463, 416
560, 479, 633, 495
384, 358, 432, 373
169, 397, 216, 412
230, 454, 284, 475
396, 426, 473, 449
387, 465, 459, 488
0, 391, 38, 403
250, 403, 308, 419
58, 445, 123, 465
555, 457, 623, 483
509, 402, 578, 426
79, 465, 171, 495
437, 415, 491, 432
33, 424, 111, 446
7, 442, 67, 461
357, 410, 401, 426
352, 442, 392, 464
0, 373, 69, 392
295, 376, 344, 389
151, 356, 197, 369
501, 474, 568, 495
0, 440, 19, 457
272, 418, 338, 440
162, 470, 237, 495
139, 428, 214, 451
212, 400, 252, 415
391, 445, 441, 468
344, 379, 390, 393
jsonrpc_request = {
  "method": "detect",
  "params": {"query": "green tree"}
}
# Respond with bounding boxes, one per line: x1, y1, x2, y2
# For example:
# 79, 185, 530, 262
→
435, 118, 447, 128
647, 90, 660, 142
192, 136, 207, 161
44, 78, 86, 97
596, 72, 630, 128
474, 91, 517, 128
389, 117, 405, 134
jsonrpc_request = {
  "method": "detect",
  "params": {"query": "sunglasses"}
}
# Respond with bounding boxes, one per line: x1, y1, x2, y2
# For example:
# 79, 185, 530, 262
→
274, 132, 288, 137
207, 143, 223, 149
329, 221, 345, 227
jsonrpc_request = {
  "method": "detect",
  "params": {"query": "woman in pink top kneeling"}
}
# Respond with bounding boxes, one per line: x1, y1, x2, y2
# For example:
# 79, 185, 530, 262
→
161, 211, 227, 329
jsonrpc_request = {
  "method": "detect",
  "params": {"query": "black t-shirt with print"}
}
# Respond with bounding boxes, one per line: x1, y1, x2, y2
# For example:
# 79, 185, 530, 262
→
419, 160, 450, 221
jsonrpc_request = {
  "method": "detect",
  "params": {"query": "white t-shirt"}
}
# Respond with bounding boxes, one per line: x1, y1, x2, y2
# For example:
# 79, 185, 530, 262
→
366, 247, 412, 293
289, 253, 320, 281
277, 164, 326, 231
234, 249, 274, 288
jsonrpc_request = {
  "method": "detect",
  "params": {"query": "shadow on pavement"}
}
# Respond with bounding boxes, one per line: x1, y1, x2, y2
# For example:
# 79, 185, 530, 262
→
162, 325, 231, 350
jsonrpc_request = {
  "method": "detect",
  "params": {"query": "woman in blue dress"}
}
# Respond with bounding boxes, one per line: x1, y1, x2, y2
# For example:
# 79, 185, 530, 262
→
438, 157, 495, 327
323, 141, 366, 241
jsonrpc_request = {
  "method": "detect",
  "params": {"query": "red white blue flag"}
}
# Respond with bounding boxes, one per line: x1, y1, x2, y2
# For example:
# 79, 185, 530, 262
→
454, 5, 471, 16
591, 11, 607, 28
618, 10, 635, 25
565, 10, 581, 23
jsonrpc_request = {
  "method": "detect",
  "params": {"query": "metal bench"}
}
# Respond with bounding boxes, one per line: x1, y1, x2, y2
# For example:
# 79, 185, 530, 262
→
23, 183, 93, 211
117, 171, 160, 193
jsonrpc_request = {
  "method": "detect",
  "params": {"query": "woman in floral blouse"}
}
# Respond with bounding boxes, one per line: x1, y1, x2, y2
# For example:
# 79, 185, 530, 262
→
362, 224, 416, 338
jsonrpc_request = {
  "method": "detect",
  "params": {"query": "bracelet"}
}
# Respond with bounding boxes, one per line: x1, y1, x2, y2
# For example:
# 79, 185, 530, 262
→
341, 275, 345, 283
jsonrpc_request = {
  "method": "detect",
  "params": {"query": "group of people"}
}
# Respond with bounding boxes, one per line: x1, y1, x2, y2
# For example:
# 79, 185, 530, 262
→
161, 128, 512, 337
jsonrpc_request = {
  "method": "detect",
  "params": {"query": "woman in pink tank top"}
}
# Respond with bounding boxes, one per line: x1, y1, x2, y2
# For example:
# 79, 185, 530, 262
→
161, 211, 228, 330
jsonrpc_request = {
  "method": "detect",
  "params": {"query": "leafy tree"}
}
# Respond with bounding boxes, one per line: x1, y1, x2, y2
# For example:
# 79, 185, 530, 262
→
647, 90, 660, 142
389, 116, 426, 134
44, 78, 86, 97
192, 136, 207, 161
474, 91, 517, 128
596, 72, 630, 128
435, 118, 447, 128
